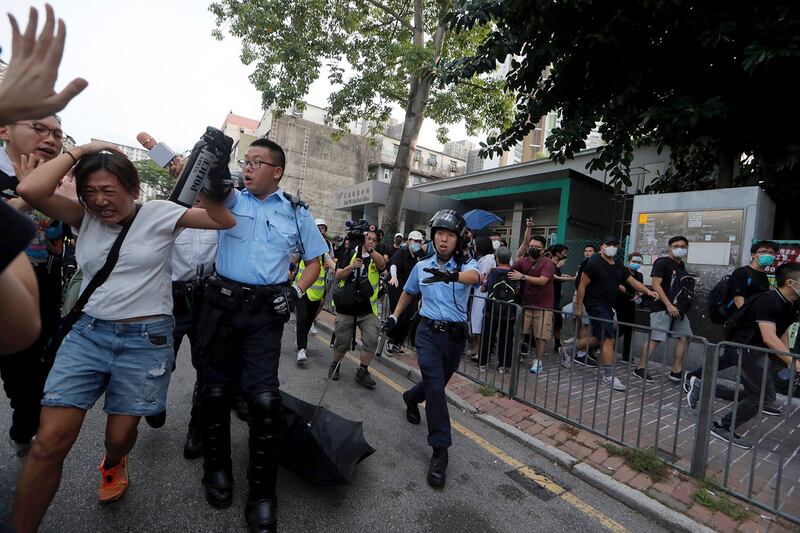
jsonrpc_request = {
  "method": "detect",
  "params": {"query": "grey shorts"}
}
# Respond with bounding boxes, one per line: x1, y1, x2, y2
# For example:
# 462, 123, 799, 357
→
649, 310, 692, 342
333, 312, 380, 353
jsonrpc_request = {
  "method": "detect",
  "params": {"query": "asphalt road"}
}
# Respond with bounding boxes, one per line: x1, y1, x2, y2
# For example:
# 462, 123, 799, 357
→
0, 319, 667, 533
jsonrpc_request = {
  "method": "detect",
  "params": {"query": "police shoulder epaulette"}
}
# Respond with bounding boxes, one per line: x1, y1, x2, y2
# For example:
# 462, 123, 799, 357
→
282, 192, 308, 211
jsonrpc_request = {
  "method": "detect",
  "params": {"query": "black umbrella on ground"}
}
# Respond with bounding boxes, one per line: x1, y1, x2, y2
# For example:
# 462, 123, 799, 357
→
279, 390, 376, 485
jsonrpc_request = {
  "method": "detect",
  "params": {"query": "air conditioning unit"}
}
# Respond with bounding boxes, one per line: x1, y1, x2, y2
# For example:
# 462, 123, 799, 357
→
427, 156, 438, 167
413, 152, 422, 161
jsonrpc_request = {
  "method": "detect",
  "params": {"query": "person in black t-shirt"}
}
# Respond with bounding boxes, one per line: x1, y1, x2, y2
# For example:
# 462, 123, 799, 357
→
575, 236, 656, 391
709, 263, 800, 449
685, 241, 779, 403
615, 252, 645, 363
637, 235, 692, 384
549, 244, 573, 354
385, 231, 423, 353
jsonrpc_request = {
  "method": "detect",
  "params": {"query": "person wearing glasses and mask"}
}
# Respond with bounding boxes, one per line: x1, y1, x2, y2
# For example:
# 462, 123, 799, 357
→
0, 115, 66, 458
192, 138, 328, 532
636, 235, 693, 383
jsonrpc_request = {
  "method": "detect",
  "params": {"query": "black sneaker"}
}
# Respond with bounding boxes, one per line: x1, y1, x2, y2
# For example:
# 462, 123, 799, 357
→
328, 361, 341, 381
686, 376, 701, 409
668, 371, 683, 383
633, 367, 655, 383
762, 405, 782, 417
682, 373, 693, 393
711, 420, 752, 450
355, 367, 376, 389
574, 354, 598, 368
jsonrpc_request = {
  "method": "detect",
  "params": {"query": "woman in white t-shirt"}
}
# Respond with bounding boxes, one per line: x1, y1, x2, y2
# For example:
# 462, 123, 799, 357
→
13, 142, 235, 532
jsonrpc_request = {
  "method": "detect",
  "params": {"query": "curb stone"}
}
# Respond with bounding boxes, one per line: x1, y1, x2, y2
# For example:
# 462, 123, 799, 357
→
572, 463, 715, 533
478, 414, 579, 469
312, 318, 715, 533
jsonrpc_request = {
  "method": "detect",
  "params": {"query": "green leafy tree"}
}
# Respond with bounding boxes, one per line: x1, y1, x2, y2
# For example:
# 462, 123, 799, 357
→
447, 1, 800, 231
134, 159, 174, 200
209, 0, 513, 238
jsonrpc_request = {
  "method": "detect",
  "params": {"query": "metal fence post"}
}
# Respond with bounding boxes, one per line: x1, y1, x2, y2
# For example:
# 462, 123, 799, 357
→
690, 340, 717, 477
508, 304, 524, 398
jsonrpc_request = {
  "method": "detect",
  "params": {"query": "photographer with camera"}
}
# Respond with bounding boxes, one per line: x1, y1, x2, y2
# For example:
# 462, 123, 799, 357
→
383, 209, 480, 489
327, 220, 386, 388
191, 138, 328, 532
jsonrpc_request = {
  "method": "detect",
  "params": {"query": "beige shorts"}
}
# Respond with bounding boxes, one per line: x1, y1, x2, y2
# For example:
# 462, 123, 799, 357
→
333, 312, 380, 353
523, 309, 553, 341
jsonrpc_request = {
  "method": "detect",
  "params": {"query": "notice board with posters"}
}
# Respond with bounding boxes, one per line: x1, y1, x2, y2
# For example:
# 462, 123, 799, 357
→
636, 209, 744, 266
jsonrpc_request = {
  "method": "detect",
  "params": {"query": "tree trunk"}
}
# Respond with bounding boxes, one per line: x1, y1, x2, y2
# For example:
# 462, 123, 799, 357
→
716, 147, 735, 189
381, 73, 433, 238
380, 4, 448, 240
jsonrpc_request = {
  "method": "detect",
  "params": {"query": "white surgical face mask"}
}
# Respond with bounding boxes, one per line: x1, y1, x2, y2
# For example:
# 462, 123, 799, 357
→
603, 246, 618, 257
492, 240, 501, 251
672, 247, 688, 259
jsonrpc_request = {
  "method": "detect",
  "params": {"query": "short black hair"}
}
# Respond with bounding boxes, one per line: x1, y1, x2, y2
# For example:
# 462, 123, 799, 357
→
627, 252, 642, 260
73, 152, 140, 206
668, 235, 688, 246
530, 235, 547, 247
249, 138, 286, 169
584, 244, 598, 252
751, 240, 779, 254
475, 236, 494, 257
489, 230, 501, 238
550, 244, 568, 255
775, 263, 800, 287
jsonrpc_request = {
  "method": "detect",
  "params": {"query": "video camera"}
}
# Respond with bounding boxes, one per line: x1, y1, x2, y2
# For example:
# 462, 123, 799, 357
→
345, 219, 378, 247
169, 127, 233, 207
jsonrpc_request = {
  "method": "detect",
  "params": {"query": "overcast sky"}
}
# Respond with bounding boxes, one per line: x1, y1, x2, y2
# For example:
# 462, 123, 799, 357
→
2, 1, 473, 153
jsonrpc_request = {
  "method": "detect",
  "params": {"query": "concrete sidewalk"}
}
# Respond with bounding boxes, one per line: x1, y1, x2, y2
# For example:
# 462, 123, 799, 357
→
314, 310, 798, 533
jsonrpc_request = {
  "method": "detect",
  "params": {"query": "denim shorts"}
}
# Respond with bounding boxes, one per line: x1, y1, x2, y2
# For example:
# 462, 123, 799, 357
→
42, 314, 176, 416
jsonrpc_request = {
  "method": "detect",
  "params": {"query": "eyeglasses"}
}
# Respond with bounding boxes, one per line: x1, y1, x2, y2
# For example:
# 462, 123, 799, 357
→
238, 159, 281, 170
15, 122, 64, 141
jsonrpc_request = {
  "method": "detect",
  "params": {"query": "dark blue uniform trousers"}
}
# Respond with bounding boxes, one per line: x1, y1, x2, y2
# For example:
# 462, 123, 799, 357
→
405, 321, 465, 448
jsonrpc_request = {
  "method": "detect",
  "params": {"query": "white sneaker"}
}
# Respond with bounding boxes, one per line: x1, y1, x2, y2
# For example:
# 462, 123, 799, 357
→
559, 347, 572, 369
310, 324, 319, 335
603, 375, 626, 392
296, 349, 307, 363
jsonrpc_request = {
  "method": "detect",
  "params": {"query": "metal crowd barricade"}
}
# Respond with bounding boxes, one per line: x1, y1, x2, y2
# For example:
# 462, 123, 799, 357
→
454, 294, 524, 394
512, 305, 710, 472
691, 341, 800, 524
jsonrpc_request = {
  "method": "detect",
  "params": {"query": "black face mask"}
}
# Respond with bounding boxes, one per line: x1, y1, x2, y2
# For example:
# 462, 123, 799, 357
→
528, 248, 541, 259
394, 237, 403, 245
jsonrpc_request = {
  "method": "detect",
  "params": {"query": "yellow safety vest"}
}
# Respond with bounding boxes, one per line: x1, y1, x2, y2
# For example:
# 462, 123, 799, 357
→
337, 251, 380, 315
295, 258, 327, 302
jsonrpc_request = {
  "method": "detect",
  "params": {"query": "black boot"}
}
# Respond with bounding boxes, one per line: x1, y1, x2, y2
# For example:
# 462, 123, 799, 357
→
246, 391, 283, 532
427, 447, 448, 488
145, 410, 166, 428
200, 385, 233, 508
402, 391, 420, 425
183, 426, 203, 460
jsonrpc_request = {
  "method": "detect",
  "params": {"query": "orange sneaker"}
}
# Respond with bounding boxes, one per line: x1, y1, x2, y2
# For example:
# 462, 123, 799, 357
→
98, 455, 129, 503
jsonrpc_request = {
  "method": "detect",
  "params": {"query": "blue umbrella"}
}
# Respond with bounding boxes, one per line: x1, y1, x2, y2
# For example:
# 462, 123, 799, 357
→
463, 209, 504, 230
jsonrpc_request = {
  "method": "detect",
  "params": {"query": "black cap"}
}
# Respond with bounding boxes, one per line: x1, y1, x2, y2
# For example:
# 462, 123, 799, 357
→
601, 235, 620, 245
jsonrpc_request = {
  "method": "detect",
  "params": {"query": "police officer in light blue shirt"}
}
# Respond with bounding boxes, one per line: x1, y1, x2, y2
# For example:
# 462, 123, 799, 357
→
383, 209, 480, 489
193, 138, 327, 531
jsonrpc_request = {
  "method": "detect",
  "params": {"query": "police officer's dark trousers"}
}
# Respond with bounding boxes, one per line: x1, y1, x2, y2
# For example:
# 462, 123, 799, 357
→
193, 277, 287, 521
405, 319, 466, 448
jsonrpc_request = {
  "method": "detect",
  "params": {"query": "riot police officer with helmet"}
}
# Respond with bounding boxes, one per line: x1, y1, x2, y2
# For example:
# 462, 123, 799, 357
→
193, 138, 328, 532
383, 209, 480, 488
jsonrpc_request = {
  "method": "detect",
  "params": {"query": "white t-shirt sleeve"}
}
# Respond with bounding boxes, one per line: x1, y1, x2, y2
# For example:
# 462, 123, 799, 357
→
145, 200, 188, 237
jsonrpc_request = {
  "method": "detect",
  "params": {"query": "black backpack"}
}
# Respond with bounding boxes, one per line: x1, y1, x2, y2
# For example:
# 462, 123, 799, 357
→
708, 273, 752, 324
485, 269, 521, 315
670, 275, 696, 316
723, 291, 767, 343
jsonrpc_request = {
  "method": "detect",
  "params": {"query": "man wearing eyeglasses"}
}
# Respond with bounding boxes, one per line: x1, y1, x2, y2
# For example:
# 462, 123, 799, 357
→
0, 115, 65, 457
192, 137, 328, 531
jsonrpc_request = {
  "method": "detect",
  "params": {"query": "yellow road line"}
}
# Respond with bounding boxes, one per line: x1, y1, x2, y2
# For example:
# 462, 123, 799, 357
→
337, 351, 628, 533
